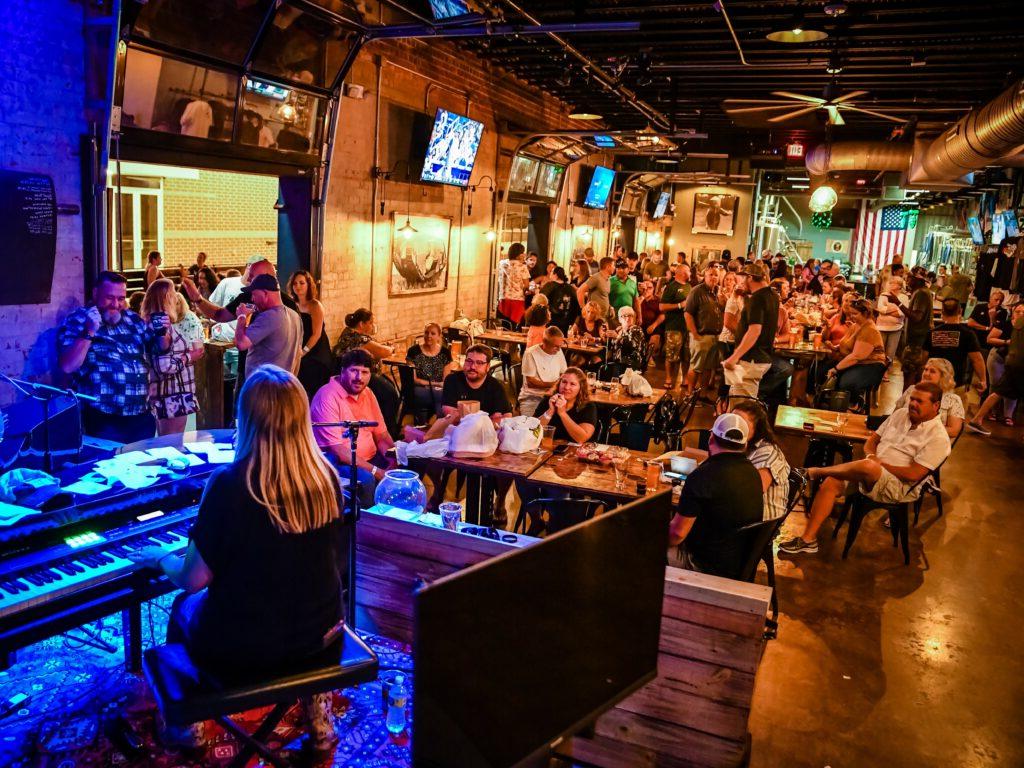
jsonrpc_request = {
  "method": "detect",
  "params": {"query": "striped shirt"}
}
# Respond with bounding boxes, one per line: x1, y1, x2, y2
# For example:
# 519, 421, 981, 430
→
747, 439, 791, 521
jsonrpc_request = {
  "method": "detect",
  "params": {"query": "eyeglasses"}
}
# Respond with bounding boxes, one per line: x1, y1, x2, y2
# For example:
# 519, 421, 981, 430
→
465, 357, 489, 367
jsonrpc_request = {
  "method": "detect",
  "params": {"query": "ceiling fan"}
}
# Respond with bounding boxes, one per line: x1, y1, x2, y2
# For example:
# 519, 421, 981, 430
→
722, 83, 908, 126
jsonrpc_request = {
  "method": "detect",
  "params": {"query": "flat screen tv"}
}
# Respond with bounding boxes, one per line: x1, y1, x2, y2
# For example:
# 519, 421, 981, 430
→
582, 165, 614, 209
1003, 210, 1019, 238
992, 211, 1007, 245
593, 134, 616, 148
429, 0, 471, 20
413, 491, 670, 768
509, 155, 539, 196
619, 185, 644, 217
652, 190, 671, 219
967, 216, 984, 245
420, 108, 484, 187
534, 162, 566, 201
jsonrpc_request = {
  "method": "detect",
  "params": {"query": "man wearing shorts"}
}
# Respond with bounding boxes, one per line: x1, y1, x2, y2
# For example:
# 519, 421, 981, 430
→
780, 381, 950, 554
722, 263, 778, 399
684, 263, 724, 395
659, 262, 692, 390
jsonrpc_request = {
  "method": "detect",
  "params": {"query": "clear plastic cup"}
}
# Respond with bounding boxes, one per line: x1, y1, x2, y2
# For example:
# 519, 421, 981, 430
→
541, 426, 556, 451
439, 501, 462, 531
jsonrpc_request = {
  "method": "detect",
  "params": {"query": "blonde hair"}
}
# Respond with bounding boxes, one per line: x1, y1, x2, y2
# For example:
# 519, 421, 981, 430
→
235, 365, 342, 534
923, 357, 956, 393
141, 278, 182, 323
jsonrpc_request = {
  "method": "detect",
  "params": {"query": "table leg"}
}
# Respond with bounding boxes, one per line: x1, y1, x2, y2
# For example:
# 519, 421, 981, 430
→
465, 474, 482, 525
481, 475, 497, 527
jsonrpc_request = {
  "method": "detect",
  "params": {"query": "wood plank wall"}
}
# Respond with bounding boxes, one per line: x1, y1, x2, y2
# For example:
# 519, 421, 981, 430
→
355, 512, 772, 768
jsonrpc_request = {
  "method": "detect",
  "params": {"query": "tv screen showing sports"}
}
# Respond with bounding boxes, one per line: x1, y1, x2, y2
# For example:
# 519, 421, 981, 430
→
583, 165, 614, 209
967, 216, 984, 245
593, 134, 616, 148
1003, 210, 1019, 238
420, 108, 484, 187
534, 162, 565, 201
652, 190, 671, 219
428, 0, 470, 20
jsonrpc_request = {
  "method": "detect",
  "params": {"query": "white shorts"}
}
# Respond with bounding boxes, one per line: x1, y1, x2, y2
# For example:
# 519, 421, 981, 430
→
860, 466, 917, 504
727, 361, 771, 399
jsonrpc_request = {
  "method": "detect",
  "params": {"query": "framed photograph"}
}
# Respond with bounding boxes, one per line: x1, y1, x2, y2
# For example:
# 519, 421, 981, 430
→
692, 193, 737, 236
695, 246, 721, 264
389, 213, 452, 296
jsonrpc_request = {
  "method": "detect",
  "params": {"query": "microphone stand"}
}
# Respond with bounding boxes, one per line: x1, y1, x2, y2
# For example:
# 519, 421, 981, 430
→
312, 419, 379, 629
1, 375, 98, 474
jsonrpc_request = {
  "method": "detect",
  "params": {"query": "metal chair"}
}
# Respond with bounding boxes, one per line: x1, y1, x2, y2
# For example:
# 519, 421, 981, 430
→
596, 361, 627, 382
831, 472, 931, 565
913, 423, 963, 524
605, 406, 655, 451
488, 318, 514, 331
396, 364, 438, 425
514, 497, 605, 536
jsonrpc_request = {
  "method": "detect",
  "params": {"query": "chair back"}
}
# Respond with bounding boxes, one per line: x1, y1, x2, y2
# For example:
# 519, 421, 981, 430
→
445, 327, 471, 345
737, 514, 788, 583
597, 361, 626, 382
510, 362, 523, 395
606, 406, 654, 451
523, 497, 605, 535
397, 363, 417, 401
786, 467, 809, 514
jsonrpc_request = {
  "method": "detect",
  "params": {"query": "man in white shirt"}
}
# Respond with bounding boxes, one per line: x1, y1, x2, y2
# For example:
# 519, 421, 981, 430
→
780, 381, 951, 554
518, 326, 567, 416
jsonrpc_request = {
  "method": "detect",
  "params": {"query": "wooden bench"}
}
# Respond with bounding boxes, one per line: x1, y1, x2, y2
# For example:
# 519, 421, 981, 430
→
356, 510, 772, 767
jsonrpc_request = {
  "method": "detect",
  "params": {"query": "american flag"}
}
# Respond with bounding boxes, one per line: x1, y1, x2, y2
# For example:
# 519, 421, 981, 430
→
851, 203, 908, 272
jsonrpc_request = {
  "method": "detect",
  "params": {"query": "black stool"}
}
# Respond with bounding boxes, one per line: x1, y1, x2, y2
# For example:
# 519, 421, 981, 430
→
143, 626, 379, 768
832, 492, 912, 564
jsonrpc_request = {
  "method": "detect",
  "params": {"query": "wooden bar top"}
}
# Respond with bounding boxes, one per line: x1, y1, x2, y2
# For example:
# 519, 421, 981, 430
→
526, 445, 673, 500
419, 447, 554, 478
774, 404, 872, 442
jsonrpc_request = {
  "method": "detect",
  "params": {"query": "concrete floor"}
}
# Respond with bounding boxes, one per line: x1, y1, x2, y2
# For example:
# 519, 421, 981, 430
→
748, 383, 1024, 767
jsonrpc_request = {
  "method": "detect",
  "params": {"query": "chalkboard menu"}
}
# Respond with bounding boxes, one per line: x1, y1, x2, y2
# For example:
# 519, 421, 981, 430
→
0, 170, 57, 305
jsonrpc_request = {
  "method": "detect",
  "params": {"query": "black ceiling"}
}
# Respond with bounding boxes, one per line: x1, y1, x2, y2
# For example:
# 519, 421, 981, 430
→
434, 0, 1024, 148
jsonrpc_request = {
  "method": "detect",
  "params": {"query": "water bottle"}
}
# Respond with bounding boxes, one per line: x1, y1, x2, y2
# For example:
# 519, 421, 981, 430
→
386, 674, 408, 735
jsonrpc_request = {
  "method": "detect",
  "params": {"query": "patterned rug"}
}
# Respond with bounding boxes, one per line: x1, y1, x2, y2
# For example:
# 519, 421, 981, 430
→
0, 594, 413, 767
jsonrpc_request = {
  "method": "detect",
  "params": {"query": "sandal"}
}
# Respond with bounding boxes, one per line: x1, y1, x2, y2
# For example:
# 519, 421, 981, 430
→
1005, 418, 1015, 427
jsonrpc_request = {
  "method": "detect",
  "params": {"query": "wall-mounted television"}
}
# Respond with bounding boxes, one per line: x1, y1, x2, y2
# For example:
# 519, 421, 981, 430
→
967, 216, 984, 245
593, 134, 616, 148
992, 211, 1007, 245
619, 186, 645, 217
652, 190, 671, 219
429, 0, 471, 20
582, 165, 615, 209
509, 154, 566, 204
246, 78, 289, 101
420, 108, 484, 187
1003, 210, 1019, 238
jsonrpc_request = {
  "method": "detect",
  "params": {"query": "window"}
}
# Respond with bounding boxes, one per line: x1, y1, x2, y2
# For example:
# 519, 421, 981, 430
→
130, 0, 271, 66
239, 78, 325, 153
251, 3, 360, 88
107, 178, 164, 272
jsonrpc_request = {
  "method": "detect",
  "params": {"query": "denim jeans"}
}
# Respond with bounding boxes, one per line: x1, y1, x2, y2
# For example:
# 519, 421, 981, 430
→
836, 363, 887, 405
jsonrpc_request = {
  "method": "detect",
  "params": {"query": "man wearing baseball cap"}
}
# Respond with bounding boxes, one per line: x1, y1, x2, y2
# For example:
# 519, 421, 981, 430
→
668, 413, 764, 579
234, 273, 303, 382
722, 262, 779, 399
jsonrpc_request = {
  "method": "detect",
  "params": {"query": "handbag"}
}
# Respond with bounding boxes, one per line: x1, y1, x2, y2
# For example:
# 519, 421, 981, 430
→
149, 329, 199, 420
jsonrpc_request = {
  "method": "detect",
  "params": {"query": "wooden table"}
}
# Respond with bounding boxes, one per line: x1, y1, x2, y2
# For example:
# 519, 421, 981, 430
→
477, 329, 605, 357
413, 449, 553, 525
194, 340, 234, 429
774, 404, 872, 443
525, 446, 673, 501
773, 340, 830, 405
588, 383, 667, 409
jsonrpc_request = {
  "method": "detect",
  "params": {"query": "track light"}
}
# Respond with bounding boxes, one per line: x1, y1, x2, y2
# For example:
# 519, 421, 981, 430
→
826, 51, 843, 75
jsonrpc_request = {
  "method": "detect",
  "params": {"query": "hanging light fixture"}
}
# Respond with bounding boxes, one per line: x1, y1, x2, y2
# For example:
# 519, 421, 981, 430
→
766, 8, 828, 43
485, 228, 497, 241
825, 50, 843, 75
809, 184, 839, 212
399, 168, 417, 239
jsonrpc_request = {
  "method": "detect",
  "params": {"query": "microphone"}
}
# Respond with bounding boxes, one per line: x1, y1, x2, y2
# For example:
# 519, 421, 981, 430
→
311, 420, 379, 428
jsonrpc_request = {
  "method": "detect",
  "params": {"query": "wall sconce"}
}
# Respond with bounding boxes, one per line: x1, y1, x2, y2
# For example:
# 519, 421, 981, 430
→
485, 228, 497, 241
667, 237, 676, 246
467, 175, 495, 216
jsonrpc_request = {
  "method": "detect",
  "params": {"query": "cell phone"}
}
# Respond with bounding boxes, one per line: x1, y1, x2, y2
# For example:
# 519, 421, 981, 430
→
663, 470, 685, 481
552, 444, 571, 456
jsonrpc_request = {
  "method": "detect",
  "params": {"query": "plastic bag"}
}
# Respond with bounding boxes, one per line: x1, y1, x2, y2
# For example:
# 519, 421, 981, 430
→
498, 415, 542, 454
620, 368, 654, 397
448, 411, 499, 458
395, 437, 450, 466
449, 316, 486, 343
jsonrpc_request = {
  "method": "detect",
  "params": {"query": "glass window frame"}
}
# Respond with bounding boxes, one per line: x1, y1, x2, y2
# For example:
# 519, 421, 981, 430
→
107, 179, 165, 272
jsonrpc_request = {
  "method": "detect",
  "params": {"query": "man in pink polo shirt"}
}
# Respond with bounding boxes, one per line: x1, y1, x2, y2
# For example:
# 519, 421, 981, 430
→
311, 348, 395, 505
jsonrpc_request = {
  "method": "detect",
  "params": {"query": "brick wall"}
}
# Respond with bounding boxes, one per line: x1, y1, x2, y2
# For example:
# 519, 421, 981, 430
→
0, 0, 88, 396
319, 39, 589, 343
162, 168, 278, 268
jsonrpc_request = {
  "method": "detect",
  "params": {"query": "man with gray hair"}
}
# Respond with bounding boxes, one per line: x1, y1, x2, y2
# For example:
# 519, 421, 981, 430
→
518, 326, 567, 416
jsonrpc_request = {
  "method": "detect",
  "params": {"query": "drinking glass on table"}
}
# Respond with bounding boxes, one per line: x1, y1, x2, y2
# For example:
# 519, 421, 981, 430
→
644, 459, 662, 490
612, 449, 631, 490
541, 426, 556, 451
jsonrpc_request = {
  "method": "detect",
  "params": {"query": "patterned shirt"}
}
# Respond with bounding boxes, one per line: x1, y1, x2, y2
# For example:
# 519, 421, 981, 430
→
747, 439, 790, 521
57, 308, 160, 416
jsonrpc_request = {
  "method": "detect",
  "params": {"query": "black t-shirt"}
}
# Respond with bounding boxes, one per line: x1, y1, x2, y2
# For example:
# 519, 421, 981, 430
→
684, 282, 724, 336
735, 286, 780, 363
534, 397, 599, 441
660, 280, 691, 332
905, 288, 934, 348
188, 464, 345, 672
541, 281, 580, 331
675, 451, 763, 579
441, 372, 512, 415
968, 304, 1007, 349
925, 322, 981, 386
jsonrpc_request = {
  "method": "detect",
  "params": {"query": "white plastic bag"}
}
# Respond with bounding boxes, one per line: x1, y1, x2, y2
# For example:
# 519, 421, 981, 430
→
395, 437, 450, 466
447, 411, 499, 458
449, 316, 485, 343
498, 415, 542, 454
620, 368, 654, 397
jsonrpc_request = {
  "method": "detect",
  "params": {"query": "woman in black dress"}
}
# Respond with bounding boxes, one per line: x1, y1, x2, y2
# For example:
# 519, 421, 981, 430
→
287, 270, 334, 399
406, 322, 453, 417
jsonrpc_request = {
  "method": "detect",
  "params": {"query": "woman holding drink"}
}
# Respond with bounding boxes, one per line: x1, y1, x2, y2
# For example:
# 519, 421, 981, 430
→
533, 367, 598, 443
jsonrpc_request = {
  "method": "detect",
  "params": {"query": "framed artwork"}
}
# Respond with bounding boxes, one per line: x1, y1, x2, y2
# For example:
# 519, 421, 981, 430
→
695, 246, 721, 264
692, 193, 738, 236
389, 213, 452, 296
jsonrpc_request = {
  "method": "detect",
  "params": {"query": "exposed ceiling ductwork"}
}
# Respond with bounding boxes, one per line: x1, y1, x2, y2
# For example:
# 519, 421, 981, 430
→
806, 79, 1024, 184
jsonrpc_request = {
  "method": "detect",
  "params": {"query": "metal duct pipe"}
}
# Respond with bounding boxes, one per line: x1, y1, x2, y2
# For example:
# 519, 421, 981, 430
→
805, 142, 913, 176
916, 79, 1024, 181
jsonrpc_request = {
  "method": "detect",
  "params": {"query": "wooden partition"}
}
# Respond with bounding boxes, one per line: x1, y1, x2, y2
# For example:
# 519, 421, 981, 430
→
355, 510, 772, 768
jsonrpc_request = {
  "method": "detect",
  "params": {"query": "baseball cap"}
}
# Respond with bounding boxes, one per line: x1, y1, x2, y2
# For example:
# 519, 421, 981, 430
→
742, 263, 767, 280
249, 274, 280, 292
711, 412, 750, 447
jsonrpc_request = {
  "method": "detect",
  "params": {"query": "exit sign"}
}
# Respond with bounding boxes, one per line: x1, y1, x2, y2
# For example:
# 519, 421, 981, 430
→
786, 142, 805, 159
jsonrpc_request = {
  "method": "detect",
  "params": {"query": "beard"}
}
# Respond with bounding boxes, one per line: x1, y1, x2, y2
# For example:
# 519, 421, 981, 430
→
102, 309, 122, 325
